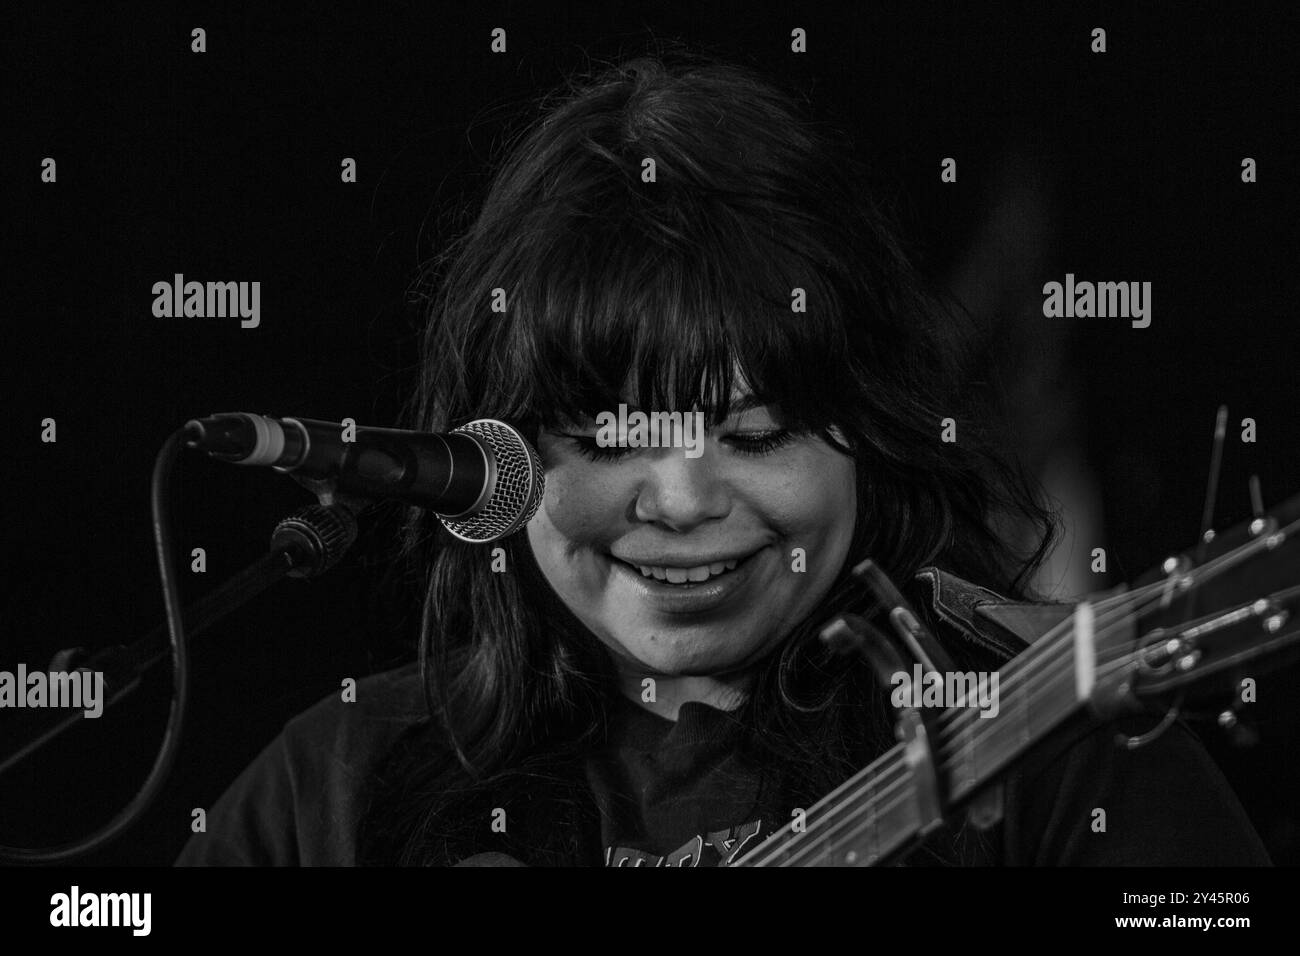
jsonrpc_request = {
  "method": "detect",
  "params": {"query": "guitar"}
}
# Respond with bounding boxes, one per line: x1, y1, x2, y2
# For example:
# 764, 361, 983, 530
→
728, 490, 1300, 866
454, 489, 1300, 867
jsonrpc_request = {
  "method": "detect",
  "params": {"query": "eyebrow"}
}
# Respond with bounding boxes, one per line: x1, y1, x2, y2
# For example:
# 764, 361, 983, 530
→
724, 395, 768, 415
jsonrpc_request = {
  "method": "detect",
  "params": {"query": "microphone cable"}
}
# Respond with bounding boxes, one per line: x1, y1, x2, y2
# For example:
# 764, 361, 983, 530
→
0, 427, 193, 863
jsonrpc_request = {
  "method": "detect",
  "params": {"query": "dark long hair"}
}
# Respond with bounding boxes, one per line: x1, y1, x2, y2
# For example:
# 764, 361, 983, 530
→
358, 45, 1059, 865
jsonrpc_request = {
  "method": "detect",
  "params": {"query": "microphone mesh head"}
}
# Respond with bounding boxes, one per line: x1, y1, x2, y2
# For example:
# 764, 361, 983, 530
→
438, 419, 545, 543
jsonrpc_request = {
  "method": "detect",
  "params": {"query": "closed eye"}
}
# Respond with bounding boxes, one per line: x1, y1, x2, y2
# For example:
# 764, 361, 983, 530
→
563, 429, 797, 462
727, 429, 796, 456
565, 435, 632, 462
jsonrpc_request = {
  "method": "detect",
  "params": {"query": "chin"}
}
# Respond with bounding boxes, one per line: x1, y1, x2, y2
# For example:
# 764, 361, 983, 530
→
620, 630, 767, 678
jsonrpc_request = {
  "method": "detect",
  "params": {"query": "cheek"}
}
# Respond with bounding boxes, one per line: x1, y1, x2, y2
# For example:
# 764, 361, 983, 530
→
822, 462, 858, 533
533, 461, 628, 551
760, 450, 857, 540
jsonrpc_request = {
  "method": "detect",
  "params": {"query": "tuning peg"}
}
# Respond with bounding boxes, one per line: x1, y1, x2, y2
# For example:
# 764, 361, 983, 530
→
1214, 704, 1261, 748
1221, 711, 1259, 748
1248, 474, 1269, 537
1194, 406, 1229, 560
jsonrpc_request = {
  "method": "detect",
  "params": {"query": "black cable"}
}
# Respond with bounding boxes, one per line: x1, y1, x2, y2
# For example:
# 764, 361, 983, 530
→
0, 427, 191, 863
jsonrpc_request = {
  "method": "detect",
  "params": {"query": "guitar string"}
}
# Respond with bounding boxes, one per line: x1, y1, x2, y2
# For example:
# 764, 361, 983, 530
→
741, 523, 1294, 866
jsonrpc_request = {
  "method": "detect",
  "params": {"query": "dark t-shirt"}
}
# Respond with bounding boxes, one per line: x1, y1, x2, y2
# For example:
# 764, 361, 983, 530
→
175, 662, 1270, 867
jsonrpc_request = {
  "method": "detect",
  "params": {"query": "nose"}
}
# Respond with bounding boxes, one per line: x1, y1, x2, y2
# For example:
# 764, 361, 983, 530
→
632, 445, 732, 532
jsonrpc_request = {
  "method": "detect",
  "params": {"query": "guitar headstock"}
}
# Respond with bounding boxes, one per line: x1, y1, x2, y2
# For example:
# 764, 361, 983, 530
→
1121, 489, 1300, 704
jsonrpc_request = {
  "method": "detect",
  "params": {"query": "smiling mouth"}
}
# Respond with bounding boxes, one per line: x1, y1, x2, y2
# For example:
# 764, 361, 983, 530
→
610, 551, 757, 585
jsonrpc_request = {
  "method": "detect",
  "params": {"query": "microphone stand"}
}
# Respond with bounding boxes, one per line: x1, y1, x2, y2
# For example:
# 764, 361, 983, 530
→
0, 478, 364, 780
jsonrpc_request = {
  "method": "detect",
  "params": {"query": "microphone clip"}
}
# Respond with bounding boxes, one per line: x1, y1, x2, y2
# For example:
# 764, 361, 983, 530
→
272, 474, 366, 578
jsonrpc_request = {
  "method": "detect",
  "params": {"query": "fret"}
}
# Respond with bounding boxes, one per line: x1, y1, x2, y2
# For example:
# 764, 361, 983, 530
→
863, 775, 923, 864
1017, 654, 1033, 748
858, 771, 880, 865
953, 692, 978, 794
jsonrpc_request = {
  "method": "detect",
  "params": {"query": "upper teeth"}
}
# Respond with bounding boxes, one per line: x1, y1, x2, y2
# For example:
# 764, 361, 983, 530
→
635, 559, 739, 583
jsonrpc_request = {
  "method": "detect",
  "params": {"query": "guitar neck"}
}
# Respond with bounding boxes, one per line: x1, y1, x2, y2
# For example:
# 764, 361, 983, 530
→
732, 597, 1135, 867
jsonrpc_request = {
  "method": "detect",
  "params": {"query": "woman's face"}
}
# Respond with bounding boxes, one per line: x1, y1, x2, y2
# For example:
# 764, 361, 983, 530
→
526, 391, 857, 679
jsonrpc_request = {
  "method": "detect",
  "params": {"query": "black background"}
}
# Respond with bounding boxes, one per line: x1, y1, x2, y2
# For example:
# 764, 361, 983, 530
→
4, 1, 1298, 865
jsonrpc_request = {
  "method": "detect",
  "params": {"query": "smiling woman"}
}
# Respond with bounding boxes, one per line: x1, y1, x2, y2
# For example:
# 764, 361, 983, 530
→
175, 45, 1270, 868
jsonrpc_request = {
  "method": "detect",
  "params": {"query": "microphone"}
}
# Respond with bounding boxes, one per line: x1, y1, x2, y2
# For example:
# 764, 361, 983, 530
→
183, 413, 544, 542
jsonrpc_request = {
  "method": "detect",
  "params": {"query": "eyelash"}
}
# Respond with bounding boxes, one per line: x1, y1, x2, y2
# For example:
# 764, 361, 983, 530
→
565, 430, 797, 462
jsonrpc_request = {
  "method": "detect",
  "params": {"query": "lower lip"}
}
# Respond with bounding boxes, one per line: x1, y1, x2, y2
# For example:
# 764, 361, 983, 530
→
609, 551, 763, 615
